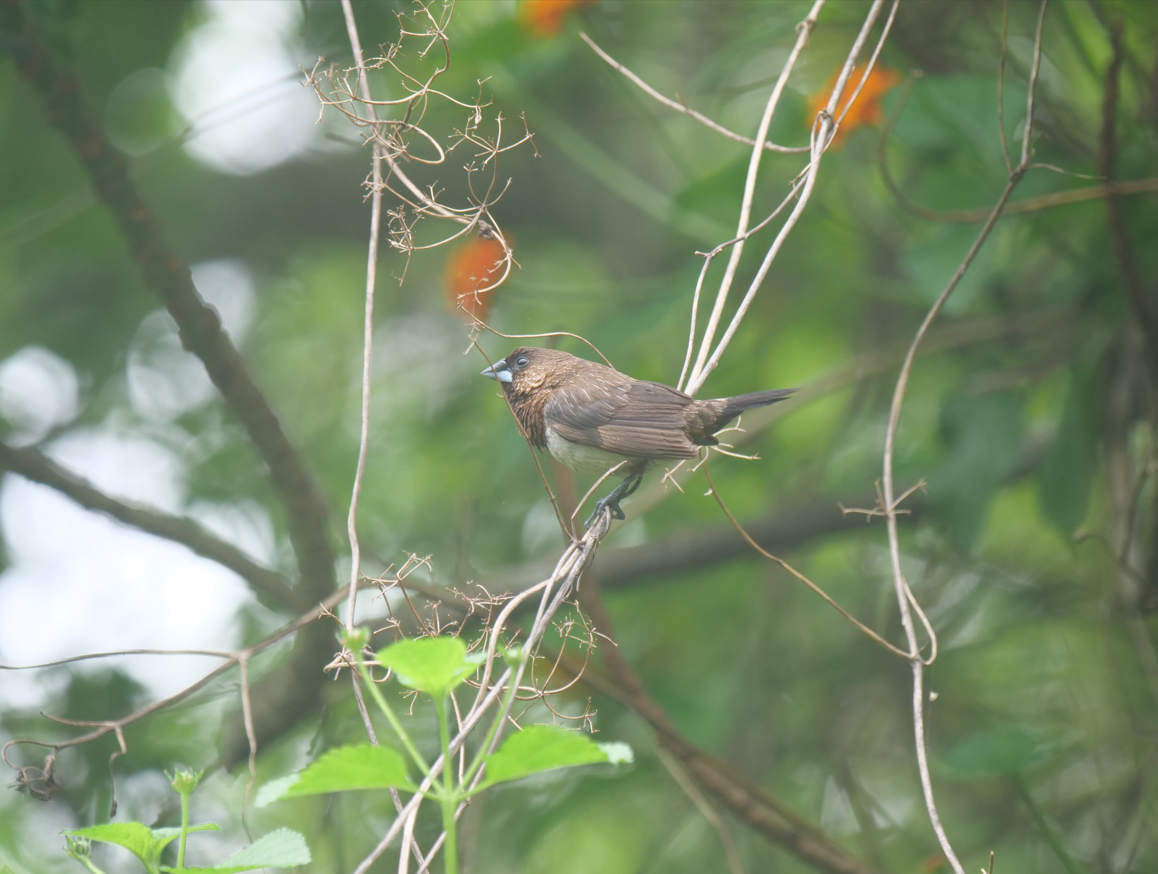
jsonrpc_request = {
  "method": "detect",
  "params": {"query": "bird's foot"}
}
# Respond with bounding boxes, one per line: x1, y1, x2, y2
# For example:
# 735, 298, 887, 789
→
584, 475, 642, 529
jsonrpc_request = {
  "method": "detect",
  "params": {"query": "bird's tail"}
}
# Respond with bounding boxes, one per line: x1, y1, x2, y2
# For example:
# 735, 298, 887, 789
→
720, 387, 797, 418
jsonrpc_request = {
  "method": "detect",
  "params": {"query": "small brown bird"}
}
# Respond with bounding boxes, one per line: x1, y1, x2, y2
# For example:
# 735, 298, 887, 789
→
481, 347, 796, 525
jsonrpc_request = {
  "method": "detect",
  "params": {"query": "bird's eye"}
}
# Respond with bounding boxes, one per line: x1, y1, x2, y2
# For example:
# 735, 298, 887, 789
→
516, 356, 529, 368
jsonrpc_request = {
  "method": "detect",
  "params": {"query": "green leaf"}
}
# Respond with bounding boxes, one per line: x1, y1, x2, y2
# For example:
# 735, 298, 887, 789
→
259, 745, 411, 804
943, 727, 1049, 778
161, 828, 310, 873
376, 636, 475, 697
150, 825, 220, 843
65, 823, 166, 872
66, 823, 160, 862
64, 822, 219, 873
476, 725, 615, 790
1037, 367, 1098, 536
254, 774, 300, 808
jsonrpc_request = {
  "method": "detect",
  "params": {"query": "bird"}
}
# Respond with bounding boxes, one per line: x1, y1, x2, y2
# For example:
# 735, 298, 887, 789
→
481, 347, 796, 527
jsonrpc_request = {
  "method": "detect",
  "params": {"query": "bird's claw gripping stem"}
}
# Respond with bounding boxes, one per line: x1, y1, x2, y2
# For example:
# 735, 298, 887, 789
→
584, 474, 643, 529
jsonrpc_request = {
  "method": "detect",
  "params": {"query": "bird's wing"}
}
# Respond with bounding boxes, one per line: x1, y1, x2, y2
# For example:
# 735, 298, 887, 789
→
545, 380, 700, 459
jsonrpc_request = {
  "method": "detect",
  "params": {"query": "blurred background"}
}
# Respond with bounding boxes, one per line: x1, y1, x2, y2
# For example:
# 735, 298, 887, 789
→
1, 0, 1157, 872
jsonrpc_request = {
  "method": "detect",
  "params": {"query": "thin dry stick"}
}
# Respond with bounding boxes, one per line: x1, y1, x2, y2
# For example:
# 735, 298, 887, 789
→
879, 6, 1048, 872
880, 73, 1158, 223
465, 313, 615, 367
687, 0, 895, 396
1, 580, 367, 773
238, 654, 259, 839
678, 173, 809, 389
997, 1, 1013, 177
704, 465, 911, 659
338, 21, 418, 864
353, 511, 615, 873
579, 32, 808, 155
685, 0, 827, 392
833, 0, 902, 134
341, 0, 384, 637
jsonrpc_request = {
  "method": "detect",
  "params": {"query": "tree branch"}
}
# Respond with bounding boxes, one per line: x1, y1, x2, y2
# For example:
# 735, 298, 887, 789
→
576, 571, 880, 874
878, 5, 1050, 871
0, 439, 298, 608
489, 486, 925, 599
1098, 19, 1158, 389
0, 1, 335, 604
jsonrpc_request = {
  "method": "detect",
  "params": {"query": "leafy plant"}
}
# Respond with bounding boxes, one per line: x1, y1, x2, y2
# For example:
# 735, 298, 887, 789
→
61, 770, 309, 874
259, 633, 630, 874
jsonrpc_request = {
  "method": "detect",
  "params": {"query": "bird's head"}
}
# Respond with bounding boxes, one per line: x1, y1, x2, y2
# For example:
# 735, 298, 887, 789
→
480, 347, 576, 395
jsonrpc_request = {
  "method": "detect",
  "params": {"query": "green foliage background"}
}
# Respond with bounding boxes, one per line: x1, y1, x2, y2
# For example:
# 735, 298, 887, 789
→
2, 1, 1157, 872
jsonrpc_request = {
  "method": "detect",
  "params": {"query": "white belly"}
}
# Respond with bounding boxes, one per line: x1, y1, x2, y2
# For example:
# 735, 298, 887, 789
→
545, 428, 639, 476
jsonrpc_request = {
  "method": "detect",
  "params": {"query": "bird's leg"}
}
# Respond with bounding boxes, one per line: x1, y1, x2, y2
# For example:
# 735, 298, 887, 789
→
585, 474, 643, 528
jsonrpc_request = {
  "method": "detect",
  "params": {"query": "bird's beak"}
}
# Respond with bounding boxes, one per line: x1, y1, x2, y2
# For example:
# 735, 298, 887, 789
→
480, 358, 513, 384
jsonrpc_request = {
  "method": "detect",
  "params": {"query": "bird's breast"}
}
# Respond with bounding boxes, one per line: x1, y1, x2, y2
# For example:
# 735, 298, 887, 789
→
545, 427, 641, 475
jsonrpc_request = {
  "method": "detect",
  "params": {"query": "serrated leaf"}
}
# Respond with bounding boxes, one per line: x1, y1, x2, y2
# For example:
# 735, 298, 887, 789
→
376, 637, 474, 697
66, 821, 221, 873
66, 822, 157, 856
161, 828, 310, 873
476, 725, 612, 790
65, 823, 168, 870
151, 825, 221, 842
263, 745, 411, 802
254, 774, 300, 808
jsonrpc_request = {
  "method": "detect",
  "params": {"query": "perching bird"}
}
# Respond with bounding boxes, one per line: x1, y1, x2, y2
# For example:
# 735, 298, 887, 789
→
481, 347, 796, 526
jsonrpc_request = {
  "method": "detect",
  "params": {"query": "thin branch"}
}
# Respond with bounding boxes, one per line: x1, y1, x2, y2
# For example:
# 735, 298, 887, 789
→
573, 568, 880, 874
579, 32, 809, 155
703, 466, 912, 659
352, 509, 618, 873
1020, 0, 1048, 169
0, 2, 336, 606
687, 0, 897, 395
878, 5, 1049, 872
0, 439, 298, 607
1098, 19, 1158, 388
2, 581, 363, 774
685, 0, 827, 393
997, 1, 1013, 177
339, 0, 384, 637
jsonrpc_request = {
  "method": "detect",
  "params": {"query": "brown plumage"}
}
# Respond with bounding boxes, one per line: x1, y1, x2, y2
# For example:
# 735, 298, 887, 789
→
481, 347, 796, 524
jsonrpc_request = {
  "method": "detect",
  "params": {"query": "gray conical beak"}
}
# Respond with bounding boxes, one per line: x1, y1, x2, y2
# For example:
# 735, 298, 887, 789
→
480, 358, 513, 384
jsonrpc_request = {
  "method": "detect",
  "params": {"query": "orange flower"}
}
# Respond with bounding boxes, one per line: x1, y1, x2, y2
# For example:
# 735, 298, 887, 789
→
517, 0, 598, 38
443, 237, 508, 322
808, 65, 902, 148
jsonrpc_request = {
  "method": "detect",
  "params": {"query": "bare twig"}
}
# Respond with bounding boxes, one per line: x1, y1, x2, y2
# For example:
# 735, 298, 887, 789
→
2, 582, 366, 776
687, 0, 898, 395
878, 5, 1049, 872
684, 0, 828, 393
0, 439, 297, 607
997, 1, 1013, 177
1098, 19, 1158, 388
703, 465, 912, 659
580, 32, 809, 155
339, 0, 383, 637
352, 509, 618, 873
572, 568, 879, 874
0, 0, 336, 606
